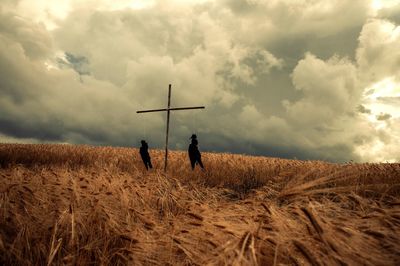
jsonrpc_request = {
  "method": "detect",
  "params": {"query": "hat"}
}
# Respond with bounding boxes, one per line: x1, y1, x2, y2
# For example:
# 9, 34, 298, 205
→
190, 134, 197, 139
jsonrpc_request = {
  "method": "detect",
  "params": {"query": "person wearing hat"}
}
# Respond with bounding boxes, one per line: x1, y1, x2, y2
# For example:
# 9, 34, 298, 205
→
139, 140, 153, 170
188, 134, 204, 170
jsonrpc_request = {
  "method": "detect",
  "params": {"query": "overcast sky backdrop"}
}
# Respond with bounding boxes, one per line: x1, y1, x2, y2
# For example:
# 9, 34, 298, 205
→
1, 0, 400, 162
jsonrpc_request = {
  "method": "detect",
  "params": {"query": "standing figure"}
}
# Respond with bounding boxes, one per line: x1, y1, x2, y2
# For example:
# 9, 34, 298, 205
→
139, 140, 153, 170
188, 134, 204, 170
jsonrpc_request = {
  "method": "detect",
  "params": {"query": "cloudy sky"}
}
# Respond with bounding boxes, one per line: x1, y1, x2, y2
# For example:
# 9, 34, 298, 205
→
1, 0, 400, 162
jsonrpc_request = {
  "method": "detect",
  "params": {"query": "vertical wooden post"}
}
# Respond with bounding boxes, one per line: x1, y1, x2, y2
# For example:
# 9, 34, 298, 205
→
164, 84, 171, 172
137, 84, 204, 173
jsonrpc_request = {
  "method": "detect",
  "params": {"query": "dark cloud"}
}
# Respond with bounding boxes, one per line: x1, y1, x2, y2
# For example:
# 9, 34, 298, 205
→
377, 96, 400, 104
0, 118, 64, 141
377, 3, 400, 23
0, 1, 399, 162
376, 113, 392, 121
357, 104, 372, 114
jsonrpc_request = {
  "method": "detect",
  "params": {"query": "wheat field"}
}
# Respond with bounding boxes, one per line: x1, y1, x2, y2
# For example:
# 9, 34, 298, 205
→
1, 144, 400, 265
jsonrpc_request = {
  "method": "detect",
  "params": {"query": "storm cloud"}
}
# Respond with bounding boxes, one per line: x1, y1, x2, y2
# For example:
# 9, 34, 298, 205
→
1, 0, 400, 162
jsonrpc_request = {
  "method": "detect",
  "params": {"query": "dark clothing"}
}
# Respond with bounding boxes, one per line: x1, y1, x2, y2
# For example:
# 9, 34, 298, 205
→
188, 142, 204, 170
139, 143, 152, 170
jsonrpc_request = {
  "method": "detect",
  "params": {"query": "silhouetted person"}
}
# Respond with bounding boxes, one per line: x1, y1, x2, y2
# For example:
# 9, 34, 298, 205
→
139, 140, 152, 170
188, 134, 204, 170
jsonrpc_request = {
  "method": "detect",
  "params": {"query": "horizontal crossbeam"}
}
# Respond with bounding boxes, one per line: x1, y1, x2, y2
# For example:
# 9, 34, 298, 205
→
136, 106, 205, 113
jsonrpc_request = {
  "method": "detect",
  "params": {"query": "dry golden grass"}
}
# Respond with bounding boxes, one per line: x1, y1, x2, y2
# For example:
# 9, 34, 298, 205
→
1, 143, 400, 265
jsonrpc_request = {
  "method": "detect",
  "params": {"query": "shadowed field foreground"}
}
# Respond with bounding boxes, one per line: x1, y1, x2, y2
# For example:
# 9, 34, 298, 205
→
1, 144, 400, 265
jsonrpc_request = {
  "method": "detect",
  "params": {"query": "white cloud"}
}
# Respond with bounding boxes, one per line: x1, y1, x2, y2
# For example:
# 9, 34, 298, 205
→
288, 53, 359, 125
357, 19, 400, 83
280, 17, 400, 162
1, 0, 400, 162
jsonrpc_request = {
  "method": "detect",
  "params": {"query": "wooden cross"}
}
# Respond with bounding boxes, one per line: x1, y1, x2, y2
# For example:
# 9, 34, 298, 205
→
136, 84, 205, 172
